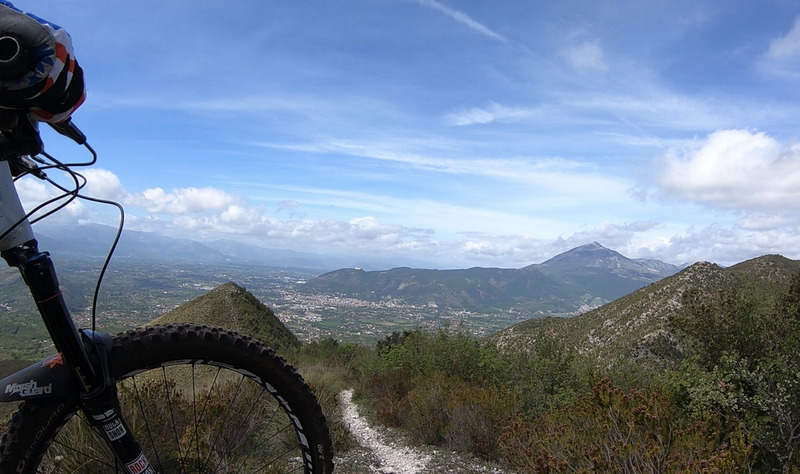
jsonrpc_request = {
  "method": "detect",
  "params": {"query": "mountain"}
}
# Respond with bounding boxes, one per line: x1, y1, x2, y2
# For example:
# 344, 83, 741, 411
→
536, 241, 679, 301
301, 243, 679, 314
36, 224, 231, 265
152, 282, 301, 351
540, 242, 677, 279
34, 223, 431, 271
35, 224, 346, 270
489, 254, 800, 366
303, 265, 579, 313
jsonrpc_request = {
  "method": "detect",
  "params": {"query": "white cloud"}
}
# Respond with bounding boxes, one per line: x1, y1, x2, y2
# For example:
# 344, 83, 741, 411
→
767, 17, 800, 59
649, 225, 800, 266
83, 169, 126, 201
452, 221, 663, 267
14, 175, 89, 225
16, 178, 53, 212
656, 129, 800, 214
445, 102, 533, 126
127, 187, 238, 214
348, 217, 401, 241
562, 40, 608, 72
257, 137, 612, 190
220, 204, 263, 226
413, 0, 507, 42
453, 221, 800, 269
22, 166, 800, 269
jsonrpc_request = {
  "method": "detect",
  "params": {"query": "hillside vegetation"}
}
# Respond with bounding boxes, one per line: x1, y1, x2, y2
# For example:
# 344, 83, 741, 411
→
492, 255, 800, 367
153, 282, 301, 352
3, 254, 800, 472
301, 254, 800, 472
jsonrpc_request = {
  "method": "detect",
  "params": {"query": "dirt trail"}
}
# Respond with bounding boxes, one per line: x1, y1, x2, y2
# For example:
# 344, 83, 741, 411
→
336, 389, 511, 474
338, 389, 430, 473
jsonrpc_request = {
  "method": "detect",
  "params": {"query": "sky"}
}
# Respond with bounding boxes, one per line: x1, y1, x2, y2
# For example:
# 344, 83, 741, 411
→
10, 0, 800, 269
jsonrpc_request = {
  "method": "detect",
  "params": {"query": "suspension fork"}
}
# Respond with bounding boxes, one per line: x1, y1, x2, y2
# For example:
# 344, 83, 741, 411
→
4, 246, 157, 473
3, 243, 98, 389
0, 162, 157, 473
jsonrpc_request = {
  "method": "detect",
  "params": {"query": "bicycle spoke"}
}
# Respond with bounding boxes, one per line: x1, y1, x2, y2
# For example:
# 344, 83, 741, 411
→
191, 363, 202, 473
161, 365, 184, 465
253, 435, 306, 473
48, 413, 117, 471
232, 402, 288, 473
223, 383, 271, 467
130, 375, 164, 470
227, 389, 270, 473
1, 325, 333, 474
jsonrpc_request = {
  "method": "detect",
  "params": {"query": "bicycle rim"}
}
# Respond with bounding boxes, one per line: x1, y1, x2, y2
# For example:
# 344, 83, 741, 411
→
20, 325, 333, 473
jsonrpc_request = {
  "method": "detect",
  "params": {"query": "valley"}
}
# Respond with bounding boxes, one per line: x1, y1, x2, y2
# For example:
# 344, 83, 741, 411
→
3, 235, 799, 471
0, 241, 676, 358
0, 258, 531, 358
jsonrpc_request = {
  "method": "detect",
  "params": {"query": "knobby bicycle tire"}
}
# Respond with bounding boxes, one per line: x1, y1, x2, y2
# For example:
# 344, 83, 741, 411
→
0, 323, 334, 473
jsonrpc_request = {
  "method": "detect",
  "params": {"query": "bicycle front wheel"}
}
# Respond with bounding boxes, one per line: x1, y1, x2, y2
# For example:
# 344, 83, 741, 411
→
0, 324, 334, 473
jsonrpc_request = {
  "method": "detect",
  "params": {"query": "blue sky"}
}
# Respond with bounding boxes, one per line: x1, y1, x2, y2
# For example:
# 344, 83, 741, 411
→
12, 0, 800, 268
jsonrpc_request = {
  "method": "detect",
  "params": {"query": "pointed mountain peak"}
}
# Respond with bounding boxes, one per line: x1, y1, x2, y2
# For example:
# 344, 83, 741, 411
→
584, 241, 606, 249
538, 243, 678, 283
542, 242, 625, 267
153, 282, 301, 350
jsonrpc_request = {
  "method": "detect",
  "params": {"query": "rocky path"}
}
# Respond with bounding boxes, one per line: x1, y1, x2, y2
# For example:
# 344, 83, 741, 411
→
334, 389, 511, 474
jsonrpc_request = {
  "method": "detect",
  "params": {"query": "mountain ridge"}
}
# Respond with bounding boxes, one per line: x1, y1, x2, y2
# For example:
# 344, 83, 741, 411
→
489, 254, 800, 367
34, 223, 683, 274
34, 223, 447, 271
302, 243, 679, 314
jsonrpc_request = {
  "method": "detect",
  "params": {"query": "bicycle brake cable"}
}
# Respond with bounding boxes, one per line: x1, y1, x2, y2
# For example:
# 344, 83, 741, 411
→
45, 143, 125, 333
2, 140, 125, 333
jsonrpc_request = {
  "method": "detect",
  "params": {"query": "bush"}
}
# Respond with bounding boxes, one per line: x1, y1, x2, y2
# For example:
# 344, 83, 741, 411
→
404, 371, 450, 445
443, 377, 519, 459
370, 368, 414, 427
374, 327, 488, 382
680, 353, 800, 471
498, 378, 752, 473
361, 327, 588, 461
500, 330, 589, 417
401, 370, 519, 459
668, 272, 800, 470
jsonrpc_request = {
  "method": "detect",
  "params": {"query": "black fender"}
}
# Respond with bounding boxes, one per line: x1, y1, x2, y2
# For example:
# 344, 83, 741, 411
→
0, 353, 79, 402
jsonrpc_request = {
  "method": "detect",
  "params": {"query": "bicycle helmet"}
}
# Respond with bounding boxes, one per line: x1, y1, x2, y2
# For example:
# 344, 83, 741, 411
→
0, 1, 85, 124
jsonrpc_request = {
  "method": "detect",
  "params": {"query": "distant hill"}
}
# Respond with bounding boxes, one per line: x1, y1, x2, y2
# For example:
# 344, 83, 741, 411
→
537, 241, 679, 299
489, 254, 800, 367
153, 282, 301, 351
34, 223, 434, 271
302, 243, 679, 314
36, 223, 232, 265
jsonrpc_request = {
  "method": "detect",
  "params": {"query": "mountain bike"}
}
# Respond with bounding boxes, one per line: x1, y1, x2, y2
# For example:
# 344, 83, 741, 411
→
0, 43, 334, 474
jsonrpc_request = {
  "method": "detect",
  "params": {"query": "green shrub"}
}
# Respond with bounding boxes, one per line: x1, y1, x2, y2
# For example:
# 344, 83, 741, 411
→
668, 272, 800, 471
404, 371, 450, 445
498, 378, 752, 473
500, 330, 589, 417
367, 368, 414, 427
374, 328, 488, 382
443, 377, 519, 459
400, 370, 519, 459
